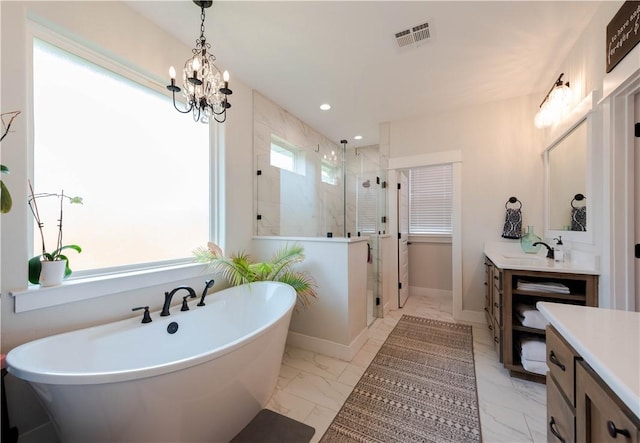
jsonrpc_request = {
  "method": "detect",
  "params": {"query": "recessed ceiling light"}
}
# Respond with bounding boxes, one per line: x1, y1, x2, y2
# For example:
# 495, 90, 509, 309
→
354, 135, 363, 140
320, 103, 331, 111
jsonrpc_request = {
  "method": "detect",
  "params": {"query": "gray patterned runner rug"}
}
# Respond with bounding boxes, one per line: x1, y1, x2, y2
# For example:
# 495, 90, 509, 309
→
320, 315, 481, 443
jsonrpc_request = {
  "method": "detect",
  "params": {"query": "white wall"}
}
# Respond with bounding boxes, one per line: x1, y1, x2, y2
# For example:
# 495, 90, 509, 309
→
409, 241, 452, 291
386, 1, 629, 314
388, 95, 544, 312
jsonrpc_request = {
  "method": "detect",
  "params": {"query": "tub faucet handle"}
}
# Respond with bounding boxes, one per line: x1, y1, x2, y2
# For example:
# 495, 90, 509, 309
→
132, 306, 152, 324
181, 296, 191, 311
198, 279, 215, 306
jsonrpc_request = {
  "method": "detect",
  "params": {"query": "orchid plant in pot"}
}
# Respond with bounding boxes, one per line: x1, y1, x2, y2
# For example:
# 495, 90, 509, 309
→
27, 180, 83, 286
0, 110, 21, 214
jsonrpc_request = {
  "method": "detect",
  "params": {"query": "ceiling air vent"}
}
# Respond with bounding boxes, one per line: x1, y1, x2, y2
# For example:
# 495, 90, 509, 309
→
394, 22, 431, 49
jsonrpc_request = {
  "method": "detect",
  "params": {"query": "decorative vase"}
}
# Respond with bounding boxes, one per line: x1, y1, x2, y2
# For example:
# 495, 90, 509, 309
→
39, 259, 67, 287
520, 226, 542, 254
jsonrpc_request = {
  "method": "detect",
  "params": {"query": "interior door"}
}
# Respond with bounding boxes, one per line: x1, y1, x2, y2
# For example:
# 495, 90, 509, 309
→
398, 171, 409, 307
634, 93, 639, 311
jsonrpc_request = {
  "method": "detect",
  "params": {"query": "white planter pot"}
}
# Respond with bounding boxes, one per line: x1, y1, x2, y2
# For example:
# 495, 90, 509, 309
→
39, 260, 67, 287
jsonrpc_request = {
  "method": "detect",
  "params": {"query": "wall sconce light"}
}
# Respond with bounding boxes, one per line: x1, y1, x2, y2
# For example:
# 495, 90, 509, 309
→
534, 73, 571, 128
167, 0, 232, 124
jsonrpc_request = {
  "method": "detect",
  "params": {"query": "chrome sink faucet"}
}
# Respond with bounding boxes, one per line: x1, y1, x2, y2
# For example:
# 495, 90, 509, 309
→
532, 241, 554, 259
161, 286, 196, 316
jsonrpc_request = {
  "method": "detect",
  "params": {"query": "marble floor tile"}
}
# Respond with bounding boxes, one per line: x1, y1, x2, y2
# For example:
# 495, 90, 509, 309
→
336, 363, 366, 387
274, 292, 547, 443
276, 363, 301, 390
266, 388, 316, 422
480, 403, 535, 443
524, 412, 548, 443
282, 346, 349, 381
282, 372, 353, 411
304, 405, 339, 443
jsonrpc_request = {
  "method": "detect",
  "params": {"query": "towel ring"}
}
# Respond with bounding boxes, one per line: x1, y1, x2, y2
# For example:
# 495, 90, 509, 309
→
505, 196, 522, 210
571, 193, 586, 208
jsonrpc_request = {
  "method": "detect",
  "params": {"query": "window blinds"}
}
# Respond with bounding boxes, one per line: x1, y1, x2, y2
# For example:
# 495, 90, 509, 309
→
409, 164, 453, 235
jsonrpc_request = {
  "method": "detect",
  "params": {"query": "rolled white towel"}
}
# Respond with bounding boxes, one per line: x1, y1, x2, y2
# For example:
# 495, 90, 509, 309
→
519, 337, 546, 362
515, 304, 549, 330
521, 358, 549, 376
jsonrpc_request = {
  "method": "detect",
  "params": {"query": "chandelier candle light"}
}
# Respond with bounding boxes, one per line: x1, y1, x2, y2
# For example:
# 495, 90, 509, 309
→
167, 0, 232, 123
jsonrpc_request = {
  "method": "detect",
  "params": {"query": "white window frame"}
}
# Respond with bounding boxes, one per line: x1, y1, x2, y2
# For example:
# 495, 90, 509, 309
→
408, 164, 453, 238
10, 22, 218, 313
270, 134, 306, 176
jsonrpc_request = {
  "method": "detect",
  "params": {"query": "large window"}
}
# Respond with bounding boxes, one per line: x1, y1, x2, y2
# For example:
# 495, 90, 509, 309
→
409, 164, 453, 235
32, 38, 210, 274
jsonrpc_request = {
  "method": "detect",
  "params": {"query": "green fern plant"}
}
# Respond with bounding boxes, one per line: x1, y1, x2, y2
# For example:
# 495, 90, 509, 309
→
193, 242, 317, 307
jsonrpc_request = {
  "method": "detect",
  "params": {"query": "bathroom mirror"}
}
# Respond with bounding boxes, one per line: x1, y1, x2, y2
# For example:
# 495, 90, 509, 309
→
544, 91, 596, 244
548, 120, 587, 230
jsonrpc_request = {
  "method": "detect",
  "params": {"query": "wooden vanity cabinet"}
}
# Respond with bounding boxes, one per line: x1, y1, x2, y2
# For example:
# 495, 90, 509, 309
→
484, 257, 598, 383
545, 326, 640, 443
484, 258, 503, 362
546, 326, 579, 443
576, 360, 640, 443
547, 374, 576, 443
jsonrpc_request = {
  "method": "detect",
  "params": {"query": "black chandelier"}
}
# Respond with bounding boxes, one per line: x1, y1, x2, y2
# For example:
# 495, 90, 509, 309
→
167, 0, 232, 123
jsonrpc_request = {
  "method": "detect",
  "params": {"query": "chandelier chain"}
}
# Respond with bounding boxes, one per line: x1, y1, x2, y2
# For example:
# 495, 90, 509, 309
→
200, 6, 206, 41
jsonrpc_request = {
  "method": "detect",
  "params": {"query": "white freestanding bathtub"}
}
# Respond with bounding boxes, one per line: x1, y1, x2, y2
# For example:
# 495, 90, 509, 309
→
7, 281, 296, 443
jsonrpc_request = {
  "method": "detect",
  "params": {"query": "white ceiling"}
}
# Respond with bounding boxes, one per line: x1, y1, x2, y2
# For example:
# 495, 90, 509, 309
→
126, 1, 601, 148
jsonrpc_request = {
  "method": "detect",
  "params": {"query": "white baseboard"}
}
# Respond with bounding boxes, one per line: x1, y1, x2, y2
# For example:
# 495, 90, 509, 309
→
409, 286, 452, 298
286, 327, 369, 362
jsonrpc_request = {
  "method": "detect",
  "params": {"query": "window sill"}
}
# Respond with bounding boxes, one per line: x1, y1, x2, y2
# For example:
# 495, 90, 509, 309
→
10, 262, 209, 313
408, 234, 452, 244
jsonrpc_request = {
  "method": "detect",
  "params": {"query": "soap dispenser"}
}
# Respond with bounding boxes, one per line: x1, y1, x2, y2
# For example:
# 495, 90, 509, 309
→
553, 236, 564, 262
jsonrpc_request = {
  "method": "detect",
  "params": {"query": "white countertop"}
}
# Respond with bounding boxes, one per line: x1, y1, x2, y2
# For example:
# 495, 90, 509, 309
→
537, 302, 640, 419
484, 241, 599, 275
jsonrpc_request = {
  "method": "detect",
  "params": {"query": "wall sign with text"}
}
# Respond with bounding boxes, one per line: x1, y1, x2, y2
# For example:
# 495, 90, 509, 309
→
606, 1, 640, 73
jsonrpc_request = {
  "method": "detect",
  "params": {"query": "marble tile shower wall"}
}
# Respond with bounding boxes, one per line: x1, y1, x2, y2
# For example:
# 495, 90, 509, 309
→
253, 91, 343, 237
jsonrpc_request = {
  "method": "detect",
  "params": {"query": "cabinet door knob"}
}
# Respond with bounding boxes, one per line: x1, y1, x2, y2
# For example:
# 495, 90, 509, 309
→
494, 336, 499, 343
549, 350, 566, 371
606, 420, 631, 439
549, 417, 566, 443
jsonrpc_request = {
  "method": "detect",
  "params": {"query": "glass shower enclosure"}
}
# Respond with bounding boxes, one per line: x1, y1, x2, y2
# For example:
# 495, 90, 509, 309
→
255, 138, 387, 324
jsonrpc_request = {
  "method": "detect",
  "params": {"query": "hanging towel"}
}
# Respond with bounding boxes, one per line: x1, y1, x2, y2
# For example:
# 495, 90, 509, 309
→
502, 197, 522, 239
571, 206, 586, 231
501, 207, 522, 239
